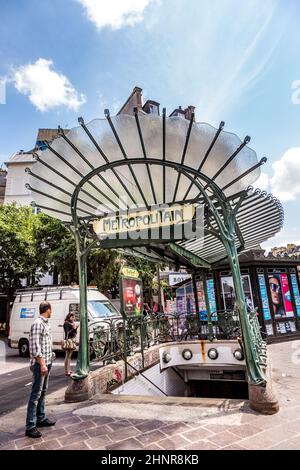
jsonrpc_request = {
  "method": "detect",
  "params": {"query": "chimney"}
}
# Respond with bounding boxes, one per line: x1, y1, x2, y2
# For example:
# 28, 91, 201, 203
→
117, 86, 143, 115
184, 105, 196, 121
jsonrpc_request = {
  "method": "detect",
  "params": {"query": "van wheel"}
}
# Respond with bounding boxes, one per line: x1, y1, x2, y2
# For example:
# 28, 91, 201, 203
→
19, 339, 29, 358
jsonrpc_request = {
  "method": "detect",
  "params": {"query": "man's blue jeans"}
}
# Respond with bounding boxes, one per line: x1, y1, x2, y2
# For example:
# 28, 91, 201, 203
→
26, 362, 52, 431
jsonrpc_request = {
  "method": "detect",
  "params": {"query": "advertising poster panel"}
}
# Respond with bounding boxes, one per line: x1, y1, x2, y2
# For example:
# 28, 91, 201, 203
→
221, 275, 253, 312
176, 287, 185, 315
268, 273, 294, 318
120, 277, 143, 316
258, 274, 271, 321
291, 274, 300, 317
197, 279, 217, 320
280, 274, 294, 317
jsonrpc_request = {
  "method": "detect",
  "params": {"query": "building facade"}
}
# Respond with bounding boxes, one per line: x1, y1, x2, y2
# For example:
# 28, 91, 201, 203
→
0, 168, 6, 205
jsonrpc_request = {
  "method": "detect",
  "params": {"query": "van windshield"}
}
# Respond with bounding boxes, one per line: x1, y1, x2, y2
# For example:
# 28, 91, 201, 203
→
88, 300, 120, 318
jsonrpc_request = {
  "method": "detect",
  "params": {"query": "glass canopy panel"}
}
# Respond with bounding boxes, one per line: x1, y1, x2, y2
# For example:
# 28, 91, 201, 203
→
29, 113, 272, 261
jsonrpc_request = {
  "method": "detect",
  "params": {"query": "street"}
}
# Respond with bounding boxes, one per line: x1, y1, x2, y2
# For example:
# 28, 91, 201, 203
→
0, 339, 300, 450
0, 339, 73, 417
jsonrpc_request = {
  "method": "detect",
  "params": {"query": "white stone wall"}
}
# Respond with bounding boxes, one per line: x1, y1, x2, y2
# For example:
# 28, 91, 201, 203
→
4, 162, 34, 206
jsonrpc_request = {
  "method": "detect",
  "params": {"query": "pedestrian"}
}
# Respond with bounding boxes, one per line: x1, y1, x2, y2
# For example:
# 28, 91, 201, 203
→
25, 301, 56, 438
63, 312, 79, 376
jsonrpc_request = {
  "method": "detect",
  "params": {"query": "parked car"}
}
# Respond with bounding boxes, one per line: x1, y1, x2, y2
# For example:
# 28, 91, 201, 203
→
8, 286, 122, 357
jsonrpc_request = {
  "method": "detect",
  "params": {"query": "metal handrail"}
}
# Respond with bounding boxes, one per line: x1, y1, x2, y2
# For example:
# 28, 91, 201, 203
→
124, 360, 168, 396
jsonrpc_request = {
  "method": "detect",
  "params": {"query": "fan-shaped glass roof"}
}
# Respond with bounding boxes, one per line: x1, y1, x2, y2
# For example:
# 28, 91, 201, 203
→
27, 112, 283, 267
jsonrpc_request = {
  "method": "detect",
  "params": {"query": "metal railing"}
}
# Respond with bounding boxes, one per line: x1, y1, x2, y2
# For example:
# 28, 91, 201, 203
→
88, 310, 245, 370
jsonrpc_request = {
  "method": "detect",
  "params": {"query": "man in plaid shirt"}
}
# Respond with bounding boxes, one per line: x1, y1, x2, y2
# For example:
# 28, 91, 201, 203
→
25, 301, 56, 438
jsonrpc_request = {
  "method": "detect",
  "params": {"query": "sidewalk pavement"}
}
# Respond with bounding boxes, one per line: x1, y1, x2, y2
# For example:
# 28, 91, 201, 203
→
0, 339, 300, 451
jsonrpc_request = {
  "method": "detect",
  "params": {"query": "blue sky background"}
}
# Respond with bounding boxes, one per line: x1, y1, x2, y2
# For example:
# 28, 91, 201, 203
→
0, 0, 299, 250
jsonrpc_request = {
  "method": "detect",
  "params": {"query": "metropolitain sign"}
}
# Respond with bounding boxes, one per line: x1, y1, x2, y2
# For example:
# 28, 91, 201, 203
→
92, 203, 203, 248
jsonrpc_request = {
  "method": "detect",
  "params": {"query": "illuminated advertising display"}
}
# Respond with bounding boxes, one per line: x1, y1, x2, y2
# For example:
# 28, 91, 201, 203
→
268, 273, 294, 318
290, 274, 300, 317
258, 274, 271, 321
120, 276, 143, 317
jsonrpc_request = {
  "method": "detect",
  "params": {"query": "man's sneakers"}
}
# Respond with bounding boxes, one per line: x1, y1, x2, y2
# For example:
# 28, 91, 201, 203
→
25, 419, 56, 438
25, 427, 42, 438
36, 418, 56, 427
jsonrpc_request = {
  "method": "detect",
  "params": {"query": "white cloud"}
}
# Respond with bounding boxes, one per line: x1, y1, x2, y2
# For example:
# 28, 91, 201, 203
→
13, 58, 86, 112
270, 148, 300, 201
77, 0, 155, 30
255, 171, 270, 192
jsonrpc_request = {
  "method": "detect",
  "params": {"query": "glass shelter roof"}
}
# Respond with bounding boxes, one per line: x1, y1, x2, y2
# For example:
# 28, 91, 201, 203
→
27, 111, 283, 268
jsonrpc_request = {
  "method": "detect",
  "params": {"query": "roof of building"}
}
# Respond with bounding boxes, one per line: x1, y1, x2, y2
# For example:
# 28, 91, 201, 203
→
5, 152, 36, 165
34, 128, 69, 147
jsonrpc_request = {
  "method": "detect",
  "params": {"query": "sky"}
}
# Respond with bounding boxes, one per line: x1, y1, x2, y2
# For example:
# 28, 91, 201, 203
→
0, 0, 300, 251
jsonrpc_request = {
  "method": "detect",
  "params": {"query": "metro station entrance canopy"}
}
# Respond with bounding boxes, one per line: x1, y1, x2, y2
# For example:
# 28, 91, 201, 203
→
26, 110, 283, 389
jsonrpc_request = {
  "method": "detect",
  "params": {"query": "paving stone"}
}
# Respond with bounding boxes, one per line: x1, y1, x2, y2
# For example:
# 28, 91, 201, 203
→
55, 416, 81, 428
65, 419, 95, 433
244, 423, 296, 448
32, 439, 61, 450
207, 431, 240, 447
58, 431, 89, 446
136, 430, 166, 446
59, 442, 90, 451
144, 443, 163, 450
269, 435, 300, 450
129, 419, 147, 426
203, 424, 232, 434
85, 435, 112, 449
15, 436, 41, 450
160, 422, 191, 436
226, 424, 263, 438
184, 440, 220, 450
157, 435, 190, 450
106, 420, 132, 431
91, 416, 114, 426
86, 425, 112, 438
108, 426, 139, 442
238, 433, 275, 450
221, 444, 247, 450
283, 419, 300, 433
106, 438, 143, 450
250, 414, 285, 430
181, 427, 214, 442
135, 420, 165, 433
37, 427, 67, 439
0, 432, 15, 447
0, 442, 17, 450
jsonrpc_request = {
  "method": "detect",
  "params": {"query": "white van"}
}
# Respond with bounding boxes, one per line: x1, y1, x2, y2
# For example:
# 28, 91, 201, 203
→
8, 286, 122, 357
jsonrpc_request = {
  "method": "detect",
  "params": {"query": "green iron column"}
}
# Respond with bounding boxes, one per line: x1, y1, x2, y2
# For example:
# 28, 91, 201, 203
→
72, 243, 90, 380
223, 236, 266, 386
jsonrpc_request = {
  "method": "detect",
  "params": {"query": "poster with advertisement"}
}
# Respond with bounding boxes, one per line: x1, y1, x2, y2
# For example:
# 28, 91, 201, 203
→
268, 274, 294, 319
207, 279, 217, 315
196, 280, 206, 317
290, 274, 300, 317
176, 287, 185, 315
197, 279, 217, 320
258, 274, 271, 321
221, 275, 253, 312
120, 277, 143, 317
185, 282, 196, 314
280, 274, 294, 317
